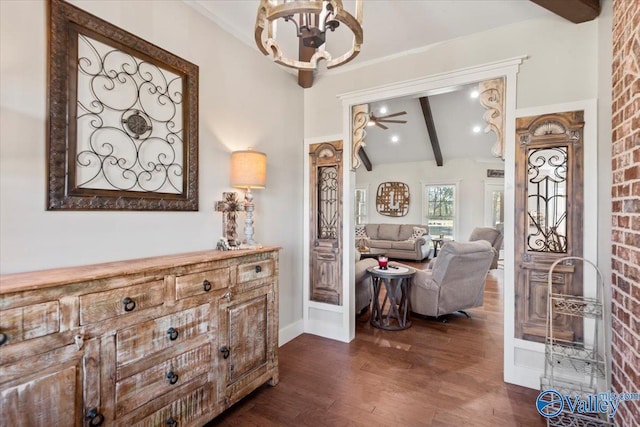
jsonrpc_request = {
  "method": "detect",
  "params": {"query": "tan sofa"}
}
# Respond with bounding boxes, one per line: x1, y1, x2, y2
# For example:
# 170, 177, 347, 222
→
363, 224, 431, 261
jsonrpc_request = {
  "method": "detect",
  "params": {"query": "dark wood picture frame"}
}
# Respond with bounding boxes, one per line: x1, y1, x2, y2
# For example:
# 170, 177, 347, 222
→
47, 0, 199, 210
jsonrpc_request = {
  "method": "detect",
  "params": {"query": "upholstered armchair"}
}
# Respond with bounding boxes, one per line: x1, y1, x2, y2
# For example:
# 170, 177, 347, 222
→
355, 257, 378, 314
469, 227, 503, 269
409, 240, 495, 320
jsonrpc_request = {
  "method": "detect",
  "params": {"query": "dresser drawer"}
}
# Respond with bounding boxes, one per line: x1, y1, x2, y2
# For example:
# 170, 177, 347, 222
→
122, 377, 211, 427
79, 280, 165, 325
116, 344, 211, 416
116, 305, 210, 366
236, 259, 274, 284
0, 301, 59, 345
175, 267, 230, 300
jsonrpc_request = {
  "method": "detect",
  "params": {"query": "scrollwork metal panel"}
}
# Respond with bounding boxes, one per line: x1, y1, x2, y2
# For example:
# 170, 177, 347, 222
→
74, 34, 184, 195
526, 147, 568, 253
48, 0, 198, 210
318, 166, 339, 239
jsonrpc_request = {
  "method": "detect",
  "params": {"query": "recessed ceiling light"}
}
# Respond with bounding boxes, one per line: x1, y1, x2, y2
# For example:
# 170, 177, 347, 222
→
473, 125, 482, 133
470, 90, 479, 99
391, 135, 399, 143
379, 106, 388, 114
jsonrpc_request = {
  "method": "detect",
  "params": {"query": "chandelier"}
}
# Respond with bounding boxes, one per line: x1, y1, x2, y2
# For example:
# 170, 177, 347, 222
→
254, 0, 363, 71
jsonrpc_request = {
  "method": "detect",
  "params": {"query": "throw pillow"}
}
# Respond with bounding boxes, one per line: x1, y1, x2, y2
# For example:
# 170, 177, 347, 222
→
411, 226, 428, 240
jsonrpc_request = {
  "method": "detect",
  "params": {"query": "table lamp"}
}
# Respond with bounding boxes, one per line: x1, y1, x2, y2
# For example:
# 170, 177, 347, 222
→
230, 149, 267, 247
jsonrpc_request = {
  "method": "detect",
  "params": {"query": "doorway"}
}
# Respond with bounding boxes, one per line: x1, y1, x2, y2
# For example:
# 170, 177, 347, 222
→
338, 57, 523, 382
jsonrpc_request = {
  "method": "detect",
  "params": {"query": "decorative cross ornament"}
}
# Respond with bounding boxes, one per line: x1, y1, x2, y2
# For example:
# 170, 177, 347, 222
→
215, 192, 244, 246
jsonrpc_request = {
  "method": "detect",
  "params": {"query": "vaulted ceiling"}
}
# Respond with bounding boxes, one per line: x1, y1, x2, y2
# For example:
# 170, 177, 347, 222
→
361, 83, 498, 167
185, 0, 600, 167
187, 0, 599, 87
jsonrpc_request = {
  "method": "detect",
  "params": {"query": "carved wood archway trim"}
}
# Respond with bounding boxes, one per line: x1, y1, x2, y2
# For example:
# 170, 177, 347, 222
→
479, 77, 506, 159
351, 103, 369, 170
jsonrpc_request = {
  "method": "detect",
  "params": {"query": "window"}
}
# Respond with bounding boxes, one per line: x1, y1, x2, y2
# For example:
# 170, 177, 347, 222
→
355, 187, 367, 225
424, 184, 457, 239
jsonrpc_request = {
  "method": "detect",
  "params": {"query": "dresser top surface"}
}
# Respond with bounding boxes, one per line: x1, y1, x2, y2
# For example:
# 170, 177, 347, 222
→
0, 247, 280, 294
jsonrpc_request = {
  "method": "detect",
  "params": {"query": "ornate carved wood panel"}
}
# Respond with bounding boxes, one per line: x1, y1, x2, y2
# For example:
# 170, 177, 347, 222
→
351, 104, 369, 170
478, 77, 506, 159
309, 141, 343, 305
515, 111, 584, 343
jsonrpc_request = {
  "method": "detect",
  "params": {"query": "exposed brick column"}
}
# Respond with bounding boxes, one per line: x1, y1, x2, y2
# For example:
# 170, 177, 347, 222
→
611, 0, 640, 425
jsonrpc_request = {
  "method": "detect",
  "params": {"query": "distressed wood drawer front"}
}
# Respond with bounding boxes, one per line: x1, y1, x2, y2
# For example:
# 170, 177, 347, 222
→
175, 267, 230, 300
116, 344, 211, 416
116, 305, 209, 366
124, 378, 211, 427
79, 280, 165, 325
236, 259, 274, 284
0, 301, 59, 345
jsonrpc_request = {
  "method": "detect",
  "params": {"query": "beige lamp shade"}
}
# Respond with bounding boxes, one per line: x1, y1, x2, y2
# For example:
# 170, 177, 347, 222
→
230, 150, 267, 189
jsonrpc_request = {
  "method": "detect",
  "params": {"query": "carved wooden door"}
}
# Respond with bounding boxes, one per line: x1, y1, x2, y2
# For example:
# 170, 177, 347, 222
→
309, 141, 343, 305
515, 111, 584, 343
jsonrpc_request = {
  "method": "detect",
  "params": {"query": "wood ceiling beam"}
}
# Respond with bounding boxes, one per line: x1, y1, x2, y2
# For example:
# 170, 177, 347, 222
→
298, 39, 315, 88
358, 147, 372, 171
529, 0, 600, 23
419, 96, 443, 167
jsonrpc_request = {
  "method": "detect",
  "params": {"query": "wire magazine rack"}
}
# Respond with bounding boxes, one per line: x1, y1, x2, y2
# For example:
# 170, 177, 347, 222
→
540, 256, 614, 427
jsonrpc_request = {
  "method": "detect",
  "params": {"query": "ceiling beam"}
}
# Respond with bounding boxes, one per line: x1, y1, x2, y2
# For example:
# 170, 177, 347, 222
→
529, 0, 600, 23
419, 97, 443, 167
298, 39, 315, 88
358, 147, 372, 171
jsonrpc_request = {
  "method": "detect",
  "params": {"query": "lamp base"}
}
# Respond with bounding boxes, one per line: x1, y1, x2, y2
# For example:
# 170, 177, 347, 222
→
242, 188, 259, 247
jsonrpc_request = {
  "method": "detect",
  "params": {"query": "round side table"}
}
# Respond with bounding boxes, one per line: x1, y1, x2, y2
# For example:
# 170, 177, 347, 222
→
367, 265, 416, 330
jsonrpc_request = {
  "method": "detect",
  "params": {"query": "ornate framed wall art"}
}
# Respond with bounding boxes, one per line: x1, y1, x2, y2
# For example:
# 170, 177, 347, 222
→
376, 182, 410, 217
47, 0, 199, 210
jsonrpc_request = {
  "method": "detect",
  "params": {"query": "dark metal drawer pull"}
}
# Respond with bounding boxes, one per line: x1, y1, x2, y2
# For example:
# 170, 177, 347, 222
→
167, 327, 179, 341
202, 279, 212, 292
122, 297, 136, 312
220, 346, 230, 359
166, 417, 178, 426
87, 408, 104, 426
255, 265, 262, 273
167, 371, 179, 385
0, 332, 7, 346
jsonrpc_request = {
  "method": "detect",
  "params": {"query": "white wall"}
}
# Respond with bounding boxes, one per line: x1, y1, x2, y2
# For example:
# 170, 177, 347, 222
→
0, 1, 304, 335
356, 159, 504, 240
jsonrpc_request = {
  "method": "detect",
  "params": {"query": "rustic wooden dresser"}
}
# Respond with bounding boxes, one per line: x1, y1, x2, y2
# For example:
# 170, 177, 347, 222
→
0, 247, 280, 426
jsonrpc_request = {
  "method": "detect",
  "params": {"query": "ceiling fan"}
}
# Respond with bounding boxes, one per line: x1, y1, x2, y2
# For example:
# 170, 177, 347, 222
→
368, 111, 407, 130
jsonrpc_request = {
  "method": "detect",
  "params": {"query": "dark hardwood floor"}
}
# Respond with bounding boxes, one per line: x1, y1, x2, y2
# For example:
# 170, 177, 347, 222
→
207, 269, 546, 426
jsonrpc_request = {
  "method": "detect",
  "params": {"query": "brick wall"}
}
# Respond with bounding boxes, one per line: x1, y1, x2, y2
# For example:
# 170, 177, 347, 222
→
611, 0, 640, 425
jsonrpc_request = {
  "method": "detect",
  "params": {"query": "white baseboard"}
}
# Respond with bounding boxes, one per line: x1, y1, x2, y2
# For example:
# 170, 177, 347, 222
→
278, 319, 304, 347
304, 319, 351, 343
